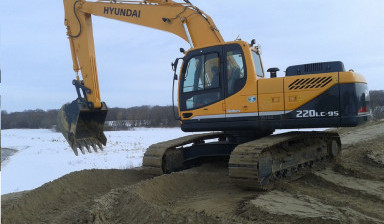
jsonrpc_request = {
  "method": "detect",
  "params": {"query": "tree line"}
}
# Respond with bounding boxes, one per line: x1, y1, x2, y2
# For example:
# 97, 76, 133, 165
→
104, 106, 179, 130
1, 105, 180, 130
1, 90, 384, 130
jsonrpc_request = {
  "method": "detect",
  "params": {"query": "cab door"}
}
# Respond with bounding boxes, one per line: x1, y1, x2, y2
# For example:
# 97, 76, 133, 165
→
223, 44, 250, 119
179, 46, 225, 121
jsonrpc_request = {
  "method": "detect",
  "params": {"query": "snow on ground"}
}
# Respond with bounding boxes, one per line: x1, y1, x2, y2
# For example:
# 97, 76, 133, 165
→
1, 127, 325, 195
1, 128, 194, 194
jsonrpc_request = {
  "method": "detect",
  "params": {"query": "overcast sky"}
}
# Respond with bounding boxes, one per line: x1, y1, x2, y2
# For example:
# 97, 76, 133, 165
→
1, 0, 383, 112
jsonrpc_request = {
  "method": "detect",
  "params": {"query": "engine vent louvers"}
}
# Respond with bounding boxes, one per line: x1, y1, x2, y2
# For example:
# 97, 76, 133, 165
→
288, 76, 333, 90
286, 61, 345, 76
305, 63, 323, 73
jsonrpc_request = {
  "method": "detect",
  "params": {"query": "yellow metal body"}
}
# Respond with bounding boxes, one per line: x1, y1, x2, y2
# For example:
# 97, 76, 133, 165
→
178, 41, 367, 121
61, 0, 369, 157
63, 0, 367, 126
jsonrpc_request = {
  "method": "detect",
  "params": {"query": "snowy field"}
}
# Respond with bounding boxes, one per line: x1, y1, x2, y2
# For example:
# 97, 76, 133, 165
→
1, 128, 324, 195
1, 128, 194, 195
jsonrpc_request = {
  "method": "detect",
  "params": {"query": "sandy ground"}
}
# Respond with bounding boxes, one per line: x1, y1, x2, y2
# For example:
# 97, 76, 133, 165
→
2, 120, 384, 224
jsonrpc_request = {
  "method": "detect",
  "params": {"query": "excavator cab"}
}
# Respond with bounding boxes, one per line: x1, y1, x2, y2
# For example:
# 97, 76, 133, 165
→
57, 80, 108, 156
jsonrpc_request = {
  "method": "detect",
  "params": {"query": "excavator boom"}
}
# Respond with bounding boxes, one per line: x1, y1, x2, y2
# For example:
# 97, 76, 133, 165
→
59, 0, 224, 155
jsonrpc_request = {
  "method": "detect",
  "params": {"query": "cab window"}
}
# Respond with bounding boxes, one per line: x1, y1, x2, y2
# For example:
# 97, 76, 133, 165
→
181, 52, 221, 110
226, 49, 246, 95
251, 50, 264, 77
183, 53, 220, 92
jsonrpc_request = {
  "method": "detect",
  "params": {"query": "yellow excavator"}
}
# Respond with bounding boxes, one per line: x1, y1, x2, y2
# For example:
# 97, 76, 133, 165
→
58, 0, 370, 189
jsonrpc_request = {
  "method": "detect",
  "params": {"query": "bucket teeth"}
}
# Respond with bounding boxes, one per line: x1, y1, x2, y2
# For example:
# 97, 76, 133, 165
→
97, 143, 104, 151
91, 143, 98, 152
70, 138, 105, 155
72, 147, 79, 156
79, 145, 86, 155
85, 143, 92, 153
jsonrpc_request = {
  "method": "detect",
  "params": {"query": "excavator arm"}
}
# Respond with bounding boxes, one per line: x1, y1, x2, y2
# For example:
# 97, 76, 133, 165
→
64, 0, 223, 108
58, 0, 224, 155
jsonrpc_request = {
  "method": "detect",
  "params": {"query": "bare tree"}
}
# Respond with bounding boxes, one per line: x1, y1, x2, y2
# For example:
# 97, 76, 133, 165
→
370, 90, 384, 119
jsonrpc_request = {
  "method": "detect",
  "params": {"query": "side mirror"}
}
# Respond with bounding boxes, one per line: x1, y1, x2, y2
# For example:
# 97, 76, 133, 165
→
171, 57, 184, 80
171, 59, 179, 80
172, 58, 179, 72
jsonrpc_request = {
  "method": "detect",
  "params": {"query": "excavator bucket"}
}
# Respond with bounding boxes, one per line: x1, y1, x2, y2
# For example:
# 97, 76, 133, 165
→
57, 100, 108, 156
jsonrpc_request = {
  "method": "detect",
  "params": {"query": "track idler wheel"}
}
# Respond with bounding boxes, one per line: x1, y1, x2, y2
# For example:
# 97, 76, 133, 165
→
329, 139, 341, 158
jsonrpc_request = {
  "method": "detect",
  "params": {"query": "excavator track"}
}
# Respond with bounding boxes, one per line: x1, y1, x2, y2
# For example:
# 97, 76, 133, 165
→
228, 131, 341, 190
143, 131, 341, 190
142, 132, 227, 175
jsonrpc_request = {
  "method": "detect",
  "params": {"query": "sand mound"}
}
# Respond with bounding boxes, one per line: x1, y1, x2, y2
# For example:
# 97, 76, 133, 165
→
2, 120, 384, 223
1, 169, 151, 223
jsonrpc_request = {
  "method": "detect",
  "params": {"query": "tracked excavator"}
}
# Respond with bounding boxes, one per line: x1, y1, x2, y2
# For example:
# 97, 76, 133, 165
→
58, 0, 370, 189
